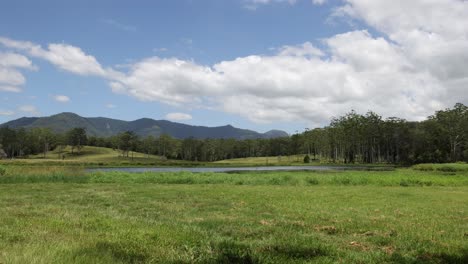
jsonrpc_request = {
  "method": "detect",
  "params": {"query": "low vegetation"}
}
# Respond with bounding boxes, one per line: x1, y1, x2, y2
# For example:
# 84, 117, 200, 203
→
412, 163, 468, 172
0, 146, 204, 167
1, 166, 467, 187
0, 167, 467, 263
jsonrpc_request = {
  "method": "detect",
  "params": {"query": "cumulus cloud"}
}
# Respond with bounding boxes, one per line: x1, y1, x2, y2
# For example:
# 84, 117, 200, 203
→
0, 0, 466, 126
0, 37, 106, 76
53, 95, 70, 103
0, 52, 36, 93
110, 57, 220, 105
110, 29, 444, 124
0, 52, 36, 69
165, 112, 193, 121
334, 0, 468, 105
278, 42, 324, 57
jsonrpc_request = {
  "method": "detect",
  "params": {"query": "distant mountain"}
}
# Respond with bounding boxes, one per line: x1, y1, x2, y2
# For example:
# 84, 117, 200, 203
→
0, 112, 289, 139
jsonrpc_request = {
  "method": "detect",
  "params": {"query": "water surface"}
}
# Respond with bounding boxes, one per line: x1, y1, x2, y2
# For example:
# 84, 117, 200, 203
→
88, 165, 386, 173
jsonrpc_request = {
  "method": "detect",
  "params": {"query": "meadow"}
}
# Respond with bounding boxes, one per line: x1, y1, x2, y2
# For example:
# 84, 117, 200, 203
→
0, 146, 204, 168
0, 146, 396, 168
0, 165, 467, 263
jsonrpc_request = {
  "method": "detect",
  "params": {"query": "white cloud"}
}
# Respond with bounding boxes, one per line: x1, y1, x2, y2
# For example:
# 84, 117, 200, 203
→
0, 0, 466, 126
278, 42, 324, 57
0, 52, 36, 69
110, 24, 460, 124
53, 95, 70, 103
110, 57, 220, 105
0, 110, 14, 116
19, 105, 39, 115
42, 44, 106, 76
0, 37, 106, 76
105, 103, 116, 108
0, 67, 25, 86
165, 112, 193, 121
334, 0, 468, 105
0, 52, 36, 93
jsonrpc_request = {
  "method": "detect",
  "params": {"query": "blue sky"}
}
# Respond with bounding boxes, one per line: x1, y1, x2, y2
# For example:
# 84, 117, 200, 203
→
0, 0, 467, 134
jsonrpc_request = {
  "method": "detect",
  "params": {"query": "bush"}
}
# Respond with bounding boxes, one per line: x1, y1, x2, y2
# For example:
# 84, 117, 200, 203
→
0, 166, 5, 176
306, 177, 319, 185
412, 164, 434, 171
413, 163, 468, 172
437, 166, 457, 172
303, 155, 310, 164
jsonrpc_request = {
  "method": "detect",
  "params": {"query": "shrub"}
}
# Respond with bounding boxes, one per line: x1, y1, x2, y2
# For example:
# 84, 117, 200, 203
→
413, 164, 434, 171
437, 166, 457, 172
0, 166, 5, 176
306, 177, 319, 185
303, 155, 310, 164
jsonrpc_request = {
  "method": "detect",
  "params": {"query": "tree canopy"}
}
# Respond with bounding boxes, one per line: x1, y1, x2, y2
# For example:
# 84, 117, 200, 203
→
1, 103, 467, 164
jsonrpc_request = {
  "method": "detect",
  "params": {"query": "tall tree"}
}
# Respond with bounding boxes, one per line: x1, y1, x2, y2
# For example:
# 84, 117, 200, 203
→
430, 103, 468, 162
67, 128, 87, 154
118, 131, 138, 158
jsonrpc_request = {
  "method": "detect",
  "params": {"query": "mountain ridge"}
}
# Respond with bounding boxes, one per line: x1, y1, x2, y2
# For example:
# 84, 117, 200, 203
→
0, 112, 289, 139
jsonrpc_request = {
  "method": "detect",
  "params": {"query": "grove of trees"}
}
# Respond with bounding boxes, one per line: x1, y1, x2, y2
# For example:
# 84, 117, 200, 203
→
1, 103, 467, 164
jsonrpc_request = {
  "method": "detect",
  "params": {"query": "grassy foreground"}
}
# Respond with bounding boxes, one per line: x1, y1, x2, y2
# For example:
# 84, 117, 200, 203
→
0, 168, 467, 263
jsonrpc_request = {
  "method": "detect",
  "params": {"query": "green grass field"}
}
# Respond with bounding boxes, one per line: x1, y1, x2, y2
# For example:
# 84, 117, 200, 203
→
0, 146, 205, 167
2, 146, 316, 167
0, 166, 467, 263
1, 146, 394, 168
28, 145, 165, 163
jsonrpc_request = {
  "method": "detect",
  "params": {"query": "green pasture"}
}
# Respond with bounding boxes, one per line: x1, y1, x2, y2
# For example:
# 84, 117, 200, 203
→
0, 166, 467, 263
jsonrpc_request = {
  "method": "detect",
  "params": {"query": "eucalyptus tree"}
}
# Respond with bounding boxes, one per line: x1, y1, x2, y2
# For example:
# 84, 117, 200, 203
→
66, 128, 87, 154
142, 135, 157, 158
0, 127, 17, 158
430, 103, 468, 162
382, 117, 409, 163
117, 131, 138, 158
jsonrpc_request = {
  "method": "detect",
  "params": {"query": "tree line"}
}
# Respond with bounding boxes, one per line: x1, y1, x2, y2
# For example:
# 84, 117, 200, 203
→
0, 103, 467, 164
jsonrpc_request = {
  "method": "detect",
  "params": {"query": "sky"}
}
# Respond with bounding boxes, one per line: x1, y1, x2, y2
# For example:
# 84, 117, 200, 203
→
0, 0, 467, 134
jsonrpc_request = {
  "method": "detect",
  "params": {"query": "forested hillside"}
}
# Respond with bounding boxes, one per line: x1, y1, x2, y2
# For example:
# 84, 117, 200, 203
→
0, 112, 288, 139
0, 103, 467, 164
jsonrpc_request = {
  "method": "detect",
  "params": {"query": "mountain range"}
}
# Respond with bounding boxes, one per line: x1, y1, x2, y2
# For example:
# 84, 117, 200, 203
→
0, 112, 289, 140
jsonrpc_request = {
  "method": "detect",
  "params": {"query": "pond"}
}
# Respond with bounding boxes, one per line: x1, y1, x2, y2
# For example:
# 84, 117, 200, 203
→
88, 165, 390, 173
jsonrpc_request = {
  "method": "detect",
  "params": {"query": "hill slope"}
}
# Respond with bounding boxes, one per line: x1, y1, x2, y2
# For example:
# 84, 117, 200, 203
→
0, 112, 289, 139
